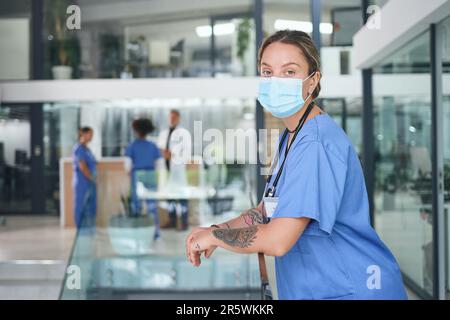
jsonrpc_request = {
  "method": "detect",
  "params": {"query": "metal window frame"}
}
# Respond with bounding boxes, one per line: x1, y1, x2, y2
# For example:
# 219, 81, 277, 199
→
310, 0, 321, 51
402, 272, 433, 300
254, 0, 265, 201
361, 0, 375, 227
31, 0, 45, 214
362, 67, 375, 227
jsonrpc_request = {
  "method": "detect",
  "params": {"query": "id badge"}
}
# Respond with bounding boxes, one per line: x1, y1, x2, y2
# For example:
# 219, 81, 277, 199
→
263, 197, 279, 218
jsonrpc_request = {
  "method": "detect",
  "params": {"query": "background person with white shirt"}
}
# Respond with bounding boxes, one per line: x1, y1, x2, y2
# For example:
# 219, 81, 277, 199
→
158, 109, 189, 230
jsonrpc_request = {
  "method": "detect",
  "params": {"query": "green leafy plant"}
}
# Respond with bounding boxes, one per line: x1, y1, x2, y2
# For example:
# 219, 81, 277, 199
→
236, 18, 252, 63
45, 0, 80, 72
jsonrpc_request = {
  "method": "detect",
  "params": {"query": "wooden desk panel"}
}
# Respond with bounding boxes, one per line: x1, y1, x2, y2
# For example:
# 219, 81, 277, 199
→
60, 158, 129, 228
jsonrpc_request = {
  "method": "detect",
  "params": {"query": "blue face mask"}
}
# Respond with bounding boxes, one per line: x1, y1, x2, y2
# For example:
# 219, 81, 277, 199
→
257, 73, 315, 118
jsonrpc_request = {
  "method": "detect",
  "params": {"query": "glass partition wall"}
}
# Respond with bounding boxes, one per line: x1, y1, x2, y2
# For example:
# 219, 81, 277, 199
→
440, 15, 450, 300
42, 0, 257, 79
52, 98, 260, 299
59, 170, 260, 300
319, 97, 363, 156
373, 30, 435, 297
371, 15, 450, 300
42, 98, 257, 215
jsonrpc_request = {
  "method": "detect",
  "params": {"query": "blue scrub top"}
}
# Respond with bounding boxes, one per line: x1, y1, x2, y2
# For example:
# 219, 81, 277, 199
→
269, 114, 407, 300
72, 143, 96, 187
125, 139, 161, 171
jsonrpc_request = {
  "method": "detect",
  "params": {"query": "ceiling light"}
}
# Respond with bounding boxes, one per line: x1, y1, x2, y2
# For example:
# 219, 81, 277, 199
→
196, 23, 235, 38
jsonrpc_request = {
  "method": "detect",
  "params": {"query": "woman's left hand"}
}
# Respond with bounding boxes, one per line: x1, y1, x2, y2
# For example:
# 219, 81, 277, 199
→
188, 230, 217, 267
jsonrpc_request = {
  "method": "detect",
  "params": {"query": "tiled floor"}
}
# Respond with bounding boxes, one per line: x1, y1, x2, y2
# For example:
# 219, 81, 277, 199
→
0, 215, 75, 261
0, 215, 75, 299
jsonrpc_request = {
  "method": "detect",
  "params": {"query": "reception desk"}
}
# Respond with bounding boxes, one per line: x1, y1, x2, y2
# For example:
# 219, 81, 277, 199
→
60, 157, 130, 228
59, 157, 206, 228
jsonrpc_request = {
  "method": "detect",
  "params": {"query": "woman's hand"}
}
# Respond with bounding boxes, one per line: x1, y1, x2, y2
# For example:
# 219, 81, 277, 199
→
188, 229, 217, 267
162, 149, 171, 160
185, 227, 217, 263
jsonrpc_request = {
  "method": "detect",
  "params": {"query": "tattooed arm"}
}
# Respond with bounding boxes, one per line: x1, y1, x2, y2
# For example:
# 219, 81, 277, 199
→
188, 217, 311, 266
185, 202, 265, 260
215, 201, 266, 229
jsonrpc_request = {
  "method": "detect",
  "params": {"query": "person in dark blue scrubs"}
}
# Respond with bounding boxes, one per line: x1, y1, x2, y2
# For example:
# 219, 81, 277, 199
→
72, 127, 96, 229
125, 118, 161, 239
186, 30, 407, 300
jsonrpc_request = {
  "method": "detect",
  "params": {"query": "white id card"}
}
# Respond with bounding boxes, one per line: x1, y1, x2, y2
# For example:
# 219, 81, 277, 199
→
263, 197, 279, 218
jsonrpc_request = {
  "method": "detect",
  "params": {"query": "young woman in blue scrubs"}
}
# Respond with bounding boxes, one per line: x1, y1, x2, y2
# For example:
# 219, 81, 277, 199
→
125, 118, 161, 239
186, 30, 407, 300
72, 127, 96, 229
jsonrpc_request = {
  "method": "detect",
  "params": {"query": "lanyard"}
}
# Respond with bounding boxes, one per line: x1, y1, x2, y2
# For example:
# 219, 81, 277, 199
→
265, 101, 314, 197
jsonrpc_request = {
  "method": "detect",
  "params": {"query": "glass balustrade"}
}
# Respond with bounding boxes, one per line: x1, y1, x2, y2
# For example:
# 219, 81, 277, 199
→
60, 169, 262, 300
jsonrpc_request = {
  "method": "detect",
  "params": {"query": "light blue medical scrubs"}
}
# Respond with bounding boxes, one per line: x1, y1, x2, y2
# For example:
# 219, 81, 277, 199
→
269, 113, 407, 300
72, 143, 97, 229
125, 139, 161, 235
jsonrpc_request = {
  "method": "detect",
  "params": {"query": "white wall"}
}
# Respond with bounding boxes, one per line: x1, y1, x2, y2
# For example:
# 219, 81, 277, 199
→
0, 18, 29, 80
353, 0, 450, 68
1, 76, 450, 103
321, 46, 357, 76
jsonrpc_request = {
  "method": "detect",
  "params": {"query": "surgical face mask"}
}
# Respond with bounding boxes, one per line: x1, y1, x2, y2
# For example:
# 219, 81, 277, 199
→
257, 72, 315, 118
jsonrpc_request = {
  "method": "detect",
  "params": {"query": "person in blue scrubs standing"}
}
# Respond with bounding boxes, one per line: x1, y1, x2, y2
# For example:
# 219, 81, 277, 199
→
186, 30, 407, 300
72, 127, 96, 229
125, 118, 161, 239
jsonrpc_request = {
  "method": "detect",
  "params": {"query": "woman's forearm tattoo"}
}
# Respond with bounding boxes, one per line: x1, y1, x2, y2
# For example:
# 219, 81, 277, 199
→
212, 226, 258, 248
241, 208, 265, 226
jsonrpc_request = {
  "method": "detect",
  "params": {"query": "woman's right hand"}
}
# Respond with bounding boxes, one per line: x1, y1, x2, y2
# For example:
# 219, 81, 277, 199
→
186, 226, 218, 261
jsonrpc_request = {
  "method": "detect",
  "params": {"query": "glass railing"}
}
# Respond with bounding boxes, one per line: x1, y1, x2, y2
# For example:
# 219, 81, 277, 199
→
59, 166, 262, 300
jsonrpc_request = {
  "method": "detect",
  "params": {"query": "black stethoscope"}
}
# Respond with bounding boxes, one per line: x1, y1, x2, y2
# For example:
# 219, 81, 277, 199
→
265, 101, 315, 198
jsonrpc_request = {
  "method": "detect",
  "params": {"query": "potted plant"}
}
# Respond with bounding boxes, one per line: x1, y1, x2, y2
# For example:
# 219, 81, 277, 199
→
46, 0, 80, 79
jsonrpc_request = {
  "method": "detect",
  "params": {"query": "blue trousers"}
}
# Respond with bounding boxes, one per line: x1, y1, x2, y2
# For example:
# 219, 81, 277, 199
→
130, 170, 160, 238
73, 182, 96, 229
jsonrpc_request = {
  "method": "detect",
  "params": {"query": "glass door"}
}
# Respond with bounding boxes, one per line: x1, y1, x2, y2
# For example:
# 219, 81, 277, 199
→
373, 30, 434, 297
